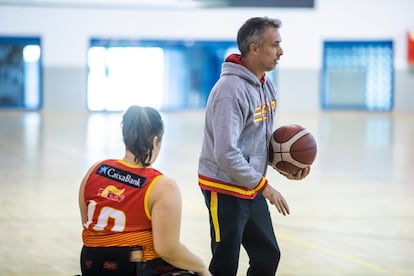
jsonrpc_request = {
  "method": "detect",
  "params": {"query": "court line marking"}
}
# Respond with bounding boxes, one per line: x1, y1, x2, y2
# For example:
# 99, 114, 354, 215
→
278, 230, 398, 274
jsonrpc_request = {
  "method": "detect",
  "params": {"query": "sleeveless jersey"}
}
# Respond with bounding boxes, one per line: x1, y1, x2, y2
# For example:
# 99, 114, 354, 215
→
82, 159, 163, 261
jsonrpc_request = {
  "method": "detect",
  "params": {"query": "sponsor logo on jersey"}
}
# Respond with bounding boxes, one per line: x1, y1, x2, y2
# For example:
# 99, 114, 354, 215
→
96, 164, 147, 188
98, 185, 125, 202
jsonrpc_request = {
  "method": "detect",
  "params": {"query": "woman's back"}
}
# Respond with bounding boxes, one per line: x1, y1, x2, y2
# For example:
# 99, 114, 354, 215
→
81, 159, 164, 261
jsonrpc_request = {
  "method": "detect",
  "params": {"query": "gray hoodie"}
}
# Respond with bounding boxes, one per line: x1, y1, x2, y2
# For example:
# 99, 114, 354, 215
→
198, 54, 278, 199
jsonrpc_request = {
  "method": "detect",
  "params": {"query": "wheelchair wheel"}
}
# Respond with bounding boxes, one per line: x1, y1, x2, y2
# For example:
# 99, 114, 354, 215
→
161, 271, 197, 276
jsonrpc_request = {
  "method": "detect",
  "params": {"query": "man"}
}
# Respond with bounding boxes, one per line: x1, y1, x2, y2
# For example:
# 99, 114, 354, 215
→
198, 17, 310, 276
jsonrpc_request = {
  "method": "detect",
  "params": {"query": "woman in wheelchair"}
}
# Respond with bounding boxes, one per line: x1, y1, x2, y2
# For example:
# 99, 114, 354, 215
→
79, 105, 211, 276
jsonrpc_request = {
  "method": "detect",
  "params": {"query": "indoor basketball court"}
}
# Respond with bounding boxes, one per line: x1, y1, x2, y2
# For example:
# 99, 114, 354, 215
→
0, 110, 413, 275
0, 0, 414, 275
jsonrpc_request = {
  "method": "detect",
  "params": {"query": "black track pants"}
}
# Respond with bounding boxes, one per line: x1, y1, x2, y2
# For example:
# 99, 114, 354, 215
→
202, 190, 280, 276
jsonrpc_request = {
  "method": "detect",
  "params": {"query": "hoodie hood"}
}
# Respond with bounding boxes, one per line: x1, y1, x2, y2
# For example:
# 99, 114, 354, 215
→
224, 53, 266, 84
225, 53, 245, 66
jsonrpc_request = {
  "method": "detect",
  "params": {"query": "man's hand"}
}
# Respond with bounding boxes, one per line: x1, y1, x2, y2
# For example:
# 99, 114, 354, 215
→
262, 185, 290, 216
280, 166, 310, 180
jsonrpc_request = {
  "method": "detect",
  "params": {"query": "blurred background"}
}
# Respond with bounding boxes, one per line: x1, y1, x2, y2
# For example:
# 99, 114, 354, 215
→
0, 0, 413, 113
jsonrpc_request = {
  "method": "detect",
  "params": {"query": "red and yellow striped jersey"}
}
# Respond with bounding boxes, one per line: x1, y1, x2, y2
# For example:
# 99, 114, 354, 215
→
82, 159, 162, 261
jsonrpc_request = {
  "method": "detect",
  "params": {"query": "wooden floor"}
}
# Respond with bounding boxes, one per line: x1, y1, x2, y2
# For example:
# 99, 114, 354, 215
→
0, 110, 413, 276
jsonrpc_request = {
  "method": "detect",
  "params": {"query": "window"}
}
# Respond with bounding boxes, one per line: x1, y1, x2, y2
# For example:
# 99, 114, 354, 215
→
0, 37, 42, 110
87, 39, 237, 111
321, 41, 393, 111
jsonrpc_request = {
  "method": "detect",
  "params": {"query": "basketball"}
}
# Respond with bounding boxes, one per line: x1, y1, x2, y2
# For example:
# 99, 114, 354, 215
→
268, 124, 317, 175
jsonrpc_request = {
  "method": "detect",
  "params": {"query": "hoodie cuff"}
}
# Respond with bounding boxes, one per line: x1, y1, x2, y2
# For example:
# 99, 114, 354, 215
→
255, 177, 268, 193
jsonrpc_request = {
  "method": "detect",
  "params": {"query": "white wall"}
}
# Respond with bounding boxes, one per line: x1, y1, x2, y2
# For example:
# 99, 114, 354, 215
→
0, 0, 413, 111
1, 0, 413, 69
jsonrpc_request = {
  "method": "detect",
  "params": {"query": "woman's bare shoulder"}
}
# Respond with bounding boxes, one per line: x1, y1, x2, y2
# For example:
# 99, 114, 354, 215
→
150, 175, 181, 201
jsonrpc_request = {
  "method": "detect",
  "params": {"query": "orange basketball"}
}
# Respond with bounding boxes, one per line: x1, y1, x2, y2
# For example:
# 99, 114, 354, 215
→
268, 124, 317, 175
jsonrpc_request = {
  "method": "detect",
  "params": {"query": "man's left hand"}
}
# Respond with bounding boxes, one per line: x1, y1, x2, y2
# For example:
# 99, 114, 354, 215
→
282, 166, 310, 180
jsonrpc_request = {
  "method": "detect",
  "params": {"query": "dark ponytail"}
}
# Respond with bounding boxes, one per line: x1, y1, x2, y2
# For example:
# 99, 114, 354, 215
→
121, 105, 164, 166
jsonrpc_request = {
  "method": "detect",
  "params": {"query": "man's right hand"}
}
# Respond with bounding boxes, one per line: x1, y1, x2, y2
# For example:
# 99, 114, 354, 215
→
262, 185, 290, 216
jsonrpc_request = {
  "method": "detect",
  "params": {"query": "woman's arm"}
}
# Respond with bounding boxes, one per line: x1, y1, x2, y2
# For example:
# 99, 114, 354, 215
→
149, 176, 211, 276
78, 163, 98, 224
